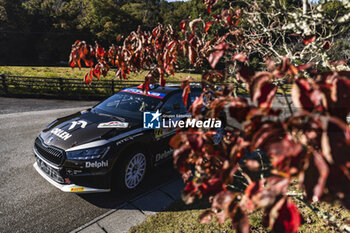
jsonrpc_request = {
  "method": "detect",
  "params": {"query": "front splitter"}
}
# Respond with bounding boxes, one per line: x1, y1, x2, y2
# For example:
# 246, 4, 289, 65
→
33, 162, 110, 193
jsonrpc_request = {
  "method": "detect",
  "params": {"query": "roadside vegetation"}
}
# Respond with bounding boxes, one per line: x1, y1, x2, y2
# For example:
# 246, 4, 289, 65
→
130, 199, 350, 233
1, 0, 348, 66
130, 185, 350, 233
1, 0, 349, 232
90, 0, 350, 232
0, 66, 202, 99
0, 66, 201, 82
0, 67, 291, 96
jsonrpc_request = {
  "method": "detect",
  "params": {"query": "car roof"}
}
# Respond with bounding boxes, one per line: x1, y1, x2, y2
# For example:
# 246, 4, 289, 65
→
148, 85, 181, 94
125, 84, 202, 95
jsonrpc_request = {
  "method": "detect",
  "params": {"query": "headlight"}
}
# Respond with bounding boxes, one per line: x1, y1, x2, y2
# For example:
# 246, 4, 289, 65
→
66, 146, 110, 160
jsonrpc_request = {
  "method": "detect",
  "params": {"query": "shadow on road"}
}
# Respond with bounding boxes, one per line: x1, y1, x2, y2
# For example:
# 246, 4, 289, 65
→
76, 161, 181, 209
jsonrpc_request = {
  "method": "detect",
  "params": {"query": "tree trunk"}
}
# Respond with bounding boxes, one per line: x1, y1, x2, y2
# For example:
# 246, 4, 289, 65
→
303, 0, 308, 15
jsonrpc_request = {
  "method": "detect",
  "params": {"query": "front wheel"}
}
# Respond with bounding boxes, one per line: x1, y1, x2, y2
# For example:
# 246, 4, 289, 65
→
113, 150, 147, 192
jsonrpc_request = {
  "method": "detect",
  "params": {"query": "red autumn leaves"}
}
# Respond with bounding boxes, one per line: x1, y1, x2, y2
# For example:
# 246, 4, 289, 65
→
203, 0, 218, 13
69, 1, 349, 232
170, 57, 350, 232
208, 42, 229, 69
69, 25, 181, 86
69, 41, 110, 84
69, 2, 244, 91
295, 34, 330, 50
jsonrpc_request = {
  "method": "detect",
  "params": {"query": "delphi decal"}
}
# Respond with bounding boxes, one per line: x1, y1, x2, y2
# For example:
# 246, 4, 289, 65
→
85, 161, 109, 168
155, 148, 174, 162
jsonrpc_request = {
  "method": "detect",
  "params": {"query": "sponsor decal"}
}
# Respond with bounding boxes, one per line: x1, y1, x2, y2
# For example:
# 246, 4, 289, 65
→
116, 137, 132, 146
85, 160, 109, 168
115, 133, 143, 146
121, 88, 166, 99
154, 128, 163, 138
143, 110, 162, 129
51, 128, 72, 141
154, 128, 176, 140
70, 187, 85, 192
68, 120, 88, 130
155, 148, 174, 162
36, 158, 64, 182
97, 121, 129, 128
66, 169, 82, 175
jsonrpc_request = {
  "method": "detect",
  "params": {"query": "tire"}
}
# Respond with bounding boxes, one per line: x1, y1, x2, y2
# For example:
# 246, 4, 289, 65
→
112, 149, 148, 192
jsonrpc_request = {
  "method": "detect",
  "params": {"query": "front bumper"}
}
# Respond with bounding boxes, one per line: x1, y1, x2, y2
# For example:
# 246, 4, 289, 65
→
33, 162, 110, 193
33, 144, 111, 193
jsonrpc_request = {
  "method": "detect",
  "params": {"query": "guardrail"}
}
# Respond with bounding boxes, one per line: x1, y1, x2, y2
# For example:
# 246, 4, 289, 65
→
0, 74, 183, 100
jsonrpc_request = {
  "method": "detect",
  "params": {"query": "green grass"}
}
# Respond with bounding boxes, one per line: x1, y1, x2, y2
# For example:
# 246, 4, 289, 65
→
0, 66, 293, 97
129, 186, 350, 233
0, 66, 292, 92
0, 66, 201, 82
129, 198, 234, 233
0, 66, 203, 99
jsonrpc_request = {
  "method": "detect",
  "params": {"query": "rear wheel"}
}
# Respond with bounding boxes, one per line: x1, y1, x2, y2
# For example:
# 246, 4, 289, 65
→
113, 150, 147, 192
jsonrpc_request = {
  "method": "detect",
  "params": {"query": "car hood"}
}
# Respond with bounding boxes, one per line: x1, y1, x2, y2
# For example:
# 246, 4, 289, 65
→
39, 110, 141, 150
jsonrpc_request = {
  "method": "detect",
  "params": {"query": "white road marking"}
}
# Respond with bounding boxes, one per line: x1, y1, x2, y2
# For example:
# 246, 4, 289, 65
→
0, 107, 85, 119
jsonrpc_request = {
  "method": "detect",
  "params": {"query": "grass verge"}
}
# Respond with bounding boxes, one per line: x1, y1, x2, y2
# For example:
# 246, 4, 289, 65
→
0, 66, 291, 97
129, 187, 350, 233
0, 66, 201, 82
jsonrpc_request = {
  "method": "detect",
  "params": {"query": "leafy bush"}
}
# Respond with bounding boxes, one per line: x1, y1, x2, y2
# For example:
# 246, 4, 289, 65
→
70, 0, 350, 232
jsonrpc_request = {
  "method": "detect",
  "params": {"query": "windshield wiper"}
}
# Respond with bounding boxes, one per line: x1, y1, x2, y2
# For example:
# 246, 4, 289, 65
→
98, 113, 125, 122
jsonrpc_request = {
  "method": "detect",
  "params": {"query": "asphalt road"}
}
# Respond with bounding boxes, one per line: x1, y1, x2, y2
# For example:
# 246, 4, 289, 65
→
0, 97, 179, 233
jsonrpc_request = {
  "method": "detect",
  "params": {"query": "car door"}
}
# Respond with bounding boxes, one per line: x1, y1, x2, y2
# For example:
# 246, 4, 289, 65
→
152, 92, 188, 165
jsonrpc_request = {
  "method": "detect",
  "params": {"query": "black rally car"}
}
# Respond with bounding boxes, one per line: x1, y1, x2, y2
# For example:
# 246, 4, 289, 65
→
33, 84, 202, 193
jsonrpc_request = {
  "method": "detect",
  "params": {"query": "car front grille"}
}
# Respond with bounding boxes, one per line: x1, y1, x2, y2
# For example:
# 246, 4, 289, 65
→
34, 137, 64, 166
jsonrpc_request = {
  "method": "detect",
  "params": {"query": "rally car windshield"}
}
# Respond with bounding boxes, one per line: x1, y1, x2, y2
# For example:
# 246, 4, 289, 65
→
92, 92, 162, 117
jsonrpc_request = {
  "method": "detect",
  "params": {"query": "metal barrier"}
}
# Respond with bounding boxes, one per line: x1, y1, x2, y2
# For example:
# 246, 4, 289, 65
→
0, 74, 183, 100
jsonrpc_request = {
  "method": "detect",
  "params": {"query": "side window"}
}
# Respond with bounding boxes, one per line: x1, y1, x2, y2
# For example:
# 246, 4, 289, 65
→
189, 90, 202, 106
161, 93, 187, 114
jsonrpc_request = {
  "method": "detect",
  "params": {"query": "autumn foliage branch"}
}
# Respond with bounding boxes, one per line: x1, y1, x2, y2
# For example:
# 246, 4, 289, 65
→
69, 0, 350, 232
